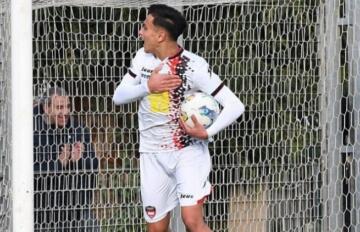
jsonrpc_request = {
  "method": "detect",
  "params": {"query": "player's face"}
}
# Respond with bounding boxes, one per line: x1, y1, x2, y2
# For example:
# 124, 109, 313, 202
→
44, 95, 70, 127
139, 14, 161, 53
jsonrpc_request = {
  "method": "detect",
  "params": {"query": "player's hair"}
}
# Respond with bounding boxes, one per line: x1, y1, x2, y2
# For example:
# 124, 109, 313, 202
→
148, 4, 187, 41
41, 87, 68, 106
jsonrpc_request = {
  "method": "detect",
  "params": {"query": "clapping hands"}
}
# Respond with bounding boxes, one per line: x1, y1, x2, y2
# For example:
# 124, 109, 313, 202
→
59, 142, 85, 167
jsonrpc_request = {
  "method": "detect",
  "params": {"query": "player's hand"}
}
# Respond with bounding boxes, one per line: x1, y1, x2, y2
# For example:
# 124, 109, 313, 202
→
147, 64, 182, 93
179, 115, 209, 140
59, 144, 71, 167
70, 142, 84, 162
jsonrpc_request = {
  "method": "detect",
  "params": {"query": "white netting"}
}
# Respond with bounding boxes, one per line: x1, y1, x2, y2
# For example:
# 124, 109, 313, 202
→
2, 0, 360, 231
32, 1, 323, 231
32, 0, 250, 9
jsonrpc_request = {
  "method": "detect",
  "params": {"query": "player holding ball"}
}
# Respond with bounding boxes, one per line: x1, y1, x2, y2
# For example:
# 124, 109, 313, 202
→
113, 4, 244, 232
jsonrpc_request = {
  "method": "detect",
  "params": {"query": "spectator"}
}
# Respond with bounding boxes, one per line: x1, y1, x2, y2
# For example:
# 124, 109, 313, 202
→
33, 87, 99, 231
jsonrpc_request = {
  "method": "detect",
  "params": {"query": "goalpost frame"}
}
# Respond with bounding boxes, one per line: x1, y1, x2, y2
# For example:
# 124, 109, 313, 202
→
11, 0, 33, 231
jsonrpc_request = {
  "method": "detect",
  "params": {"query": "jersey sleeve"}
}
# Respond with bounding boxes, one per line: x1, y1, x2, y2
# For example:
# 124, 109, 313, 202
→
191, 58, 223, 96
190, 57, 245, 138
127, 48, 144, 79
112, 48, 149, 105
206, 86, 245, 137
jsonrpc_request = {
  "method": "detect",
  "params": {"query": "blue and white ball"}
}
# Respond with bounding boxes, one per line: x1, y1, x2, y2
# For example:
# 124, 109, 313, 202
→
180, 92, 220, 128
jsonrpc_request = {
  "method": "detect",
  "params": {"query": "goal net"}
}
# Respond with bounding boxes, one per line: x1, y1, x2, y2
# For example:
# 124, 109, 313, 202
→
2, 0, 360, 231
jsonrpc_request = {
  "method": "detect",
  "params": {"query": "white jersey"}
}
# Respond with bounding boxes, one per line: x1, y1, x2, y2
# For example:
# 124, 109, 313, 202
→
128, 47, 223, 152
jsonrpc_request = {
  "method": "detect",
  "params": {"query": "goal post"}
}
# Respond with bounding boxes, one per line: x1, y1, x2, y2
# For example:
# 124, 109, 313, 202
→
11, 0, 33, 231
321, 0, 360, 231
0, 0, 12, 231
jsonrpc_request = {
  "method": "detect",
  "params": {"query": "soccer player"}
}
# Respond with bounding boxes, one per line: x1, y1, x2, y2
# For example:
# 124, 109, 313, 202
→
113, 4, 244, 232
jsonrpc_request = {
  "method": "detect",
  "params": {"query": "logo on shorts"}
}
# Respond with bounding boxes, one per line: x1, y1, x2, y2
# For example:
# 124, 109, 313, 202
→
145, 206, 156, 219
180, 194, 194, 199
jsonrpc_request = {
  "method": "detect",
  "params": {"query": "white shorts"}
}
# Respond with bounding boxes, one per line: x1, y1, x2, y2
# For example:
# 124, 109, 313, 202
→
140, 143, 212, 223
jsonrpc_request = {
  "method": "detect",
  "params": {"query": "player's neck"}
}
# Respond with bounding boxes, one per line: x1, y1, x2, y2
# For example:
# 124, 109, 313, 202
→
155, 42, 181, 60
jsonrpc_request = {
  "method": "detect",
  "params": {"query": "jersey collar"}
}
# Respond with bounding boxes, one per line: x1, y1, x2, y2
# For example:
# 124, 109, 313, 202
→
168, 46, 184, 59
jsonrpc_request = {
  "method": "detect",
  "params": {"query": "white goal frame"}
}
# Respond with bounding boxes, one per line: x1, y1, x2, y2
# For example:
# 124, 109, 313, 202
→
11, 0, 33, 231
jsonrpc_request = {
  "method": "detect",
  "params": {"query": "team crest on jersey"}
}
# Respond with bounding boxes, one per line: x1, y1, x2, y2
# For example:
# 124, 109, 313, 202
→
145, 206, 156, 218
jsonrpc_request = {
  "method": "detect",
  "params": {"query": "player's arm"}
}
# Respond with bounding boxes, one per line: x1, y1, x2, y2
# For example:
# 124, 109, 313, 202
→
113, 67, 182, 104
182, 85, 244, 140
113, 72, 149, 105
113, 54, 182, 105
113, 49, 149, 105
182, 60, 244, 139
207, 85, 244, 137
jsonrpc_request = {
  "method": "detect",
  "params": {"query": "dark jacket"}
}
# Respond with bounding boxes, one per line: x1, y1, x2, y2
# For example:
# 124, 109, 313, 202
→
33, 105, 99, 226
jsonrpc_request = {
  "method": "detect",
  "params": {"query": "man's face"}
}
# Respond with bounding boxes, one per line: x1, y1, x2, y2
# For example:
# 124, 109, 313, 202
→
43, 95, 70, 127
139, 14, 162, 53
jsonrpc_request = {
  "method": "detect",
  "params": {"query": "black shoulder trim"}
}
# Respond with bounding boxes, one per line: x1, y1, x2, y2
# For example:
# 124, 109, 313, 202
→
211, 82, 225, 97
128, 69, 136, 78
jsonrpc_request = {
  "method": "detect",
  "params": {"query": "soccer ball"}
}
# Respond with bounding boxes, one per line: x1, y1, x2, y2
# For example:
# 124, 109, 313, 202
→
180, 92, 220, 128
